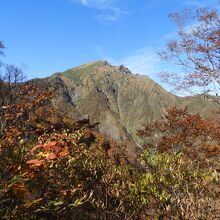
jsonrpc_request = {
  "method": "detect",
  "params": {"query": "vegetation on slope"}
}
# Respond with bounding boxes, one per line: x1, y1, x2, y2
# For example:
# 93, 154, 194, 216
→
0, 82, 219, 219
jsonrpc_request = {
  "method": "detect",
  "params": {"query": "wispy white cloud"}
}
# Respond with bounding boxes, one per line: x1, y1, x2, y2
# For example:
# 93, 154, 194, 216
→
75, 0, 126, 24
80, 0, 87, 6
117, 47, 160, 77
92, 45, 160, 77
97, 7, 125, 24
92, 43, 178, 92
79, 0, 110, 8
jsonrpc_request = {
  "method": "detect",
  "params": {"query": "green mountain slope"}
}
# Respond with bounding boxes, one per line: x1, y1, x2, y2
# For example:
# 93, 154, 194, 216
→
44, 61, 219, 145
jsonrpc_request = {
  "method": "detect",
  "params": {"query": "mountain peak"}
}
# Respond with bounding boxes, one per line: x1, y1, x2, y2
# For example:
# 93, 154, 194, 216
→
62, 60, 134, 82
46, 60, 220, 145
78, 60, 111, 68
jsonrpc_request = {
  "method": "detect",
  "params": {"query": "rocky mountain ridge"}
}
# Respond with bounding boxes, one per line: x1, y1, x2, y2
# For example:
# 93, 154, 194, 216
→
38, 60, 219, 147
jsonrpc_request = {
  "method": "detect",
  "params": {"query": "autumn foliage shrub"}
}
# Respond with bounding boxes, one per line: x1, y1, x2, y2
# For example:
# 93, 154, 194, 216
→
0, 82, 219, 219
137, 106, 220, 169
0, 127, 131, 219
0, 127, 219, 219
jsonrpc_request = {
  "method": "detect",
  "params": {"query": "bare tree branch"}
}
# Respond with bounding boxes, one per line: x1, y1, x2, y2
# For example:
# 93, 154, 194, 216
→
158, 7, 220, 97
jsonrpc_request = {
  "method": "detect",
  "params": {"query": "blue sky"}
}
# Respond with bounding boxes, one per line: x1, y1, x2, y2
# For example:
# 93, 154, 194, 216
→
0, 0, 219, 84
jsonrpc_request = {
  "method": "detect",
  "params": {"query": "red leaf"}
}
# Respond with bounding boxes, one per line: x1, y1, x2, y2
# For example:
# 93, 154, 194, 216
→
47, 141, 57, 146
52, 145, 61, 154
43, 144, 61, 153
26, 159, 38, 164
46, 152, 57, 160
26, 159, 43, 167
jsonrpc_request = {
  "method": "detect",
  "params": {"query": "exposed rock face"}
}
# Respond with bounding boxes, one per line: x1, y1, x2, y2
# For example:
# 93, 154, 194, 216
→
38, 60, 219, 147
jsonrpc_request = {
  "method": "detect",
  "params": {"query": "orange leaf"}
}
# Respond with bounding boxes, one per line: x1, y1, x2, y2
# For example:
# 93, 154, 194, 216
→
26, 159, 43, 167
57, 133, 67, 138
58, 148, 69, 158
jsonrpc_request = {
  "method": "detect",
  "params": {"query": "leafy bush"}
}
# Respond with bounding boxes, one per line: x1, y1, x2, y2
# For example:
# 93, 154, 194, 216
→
0, 83, 218, 219
130, 150, 218, 219
0, 127, 218, 219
